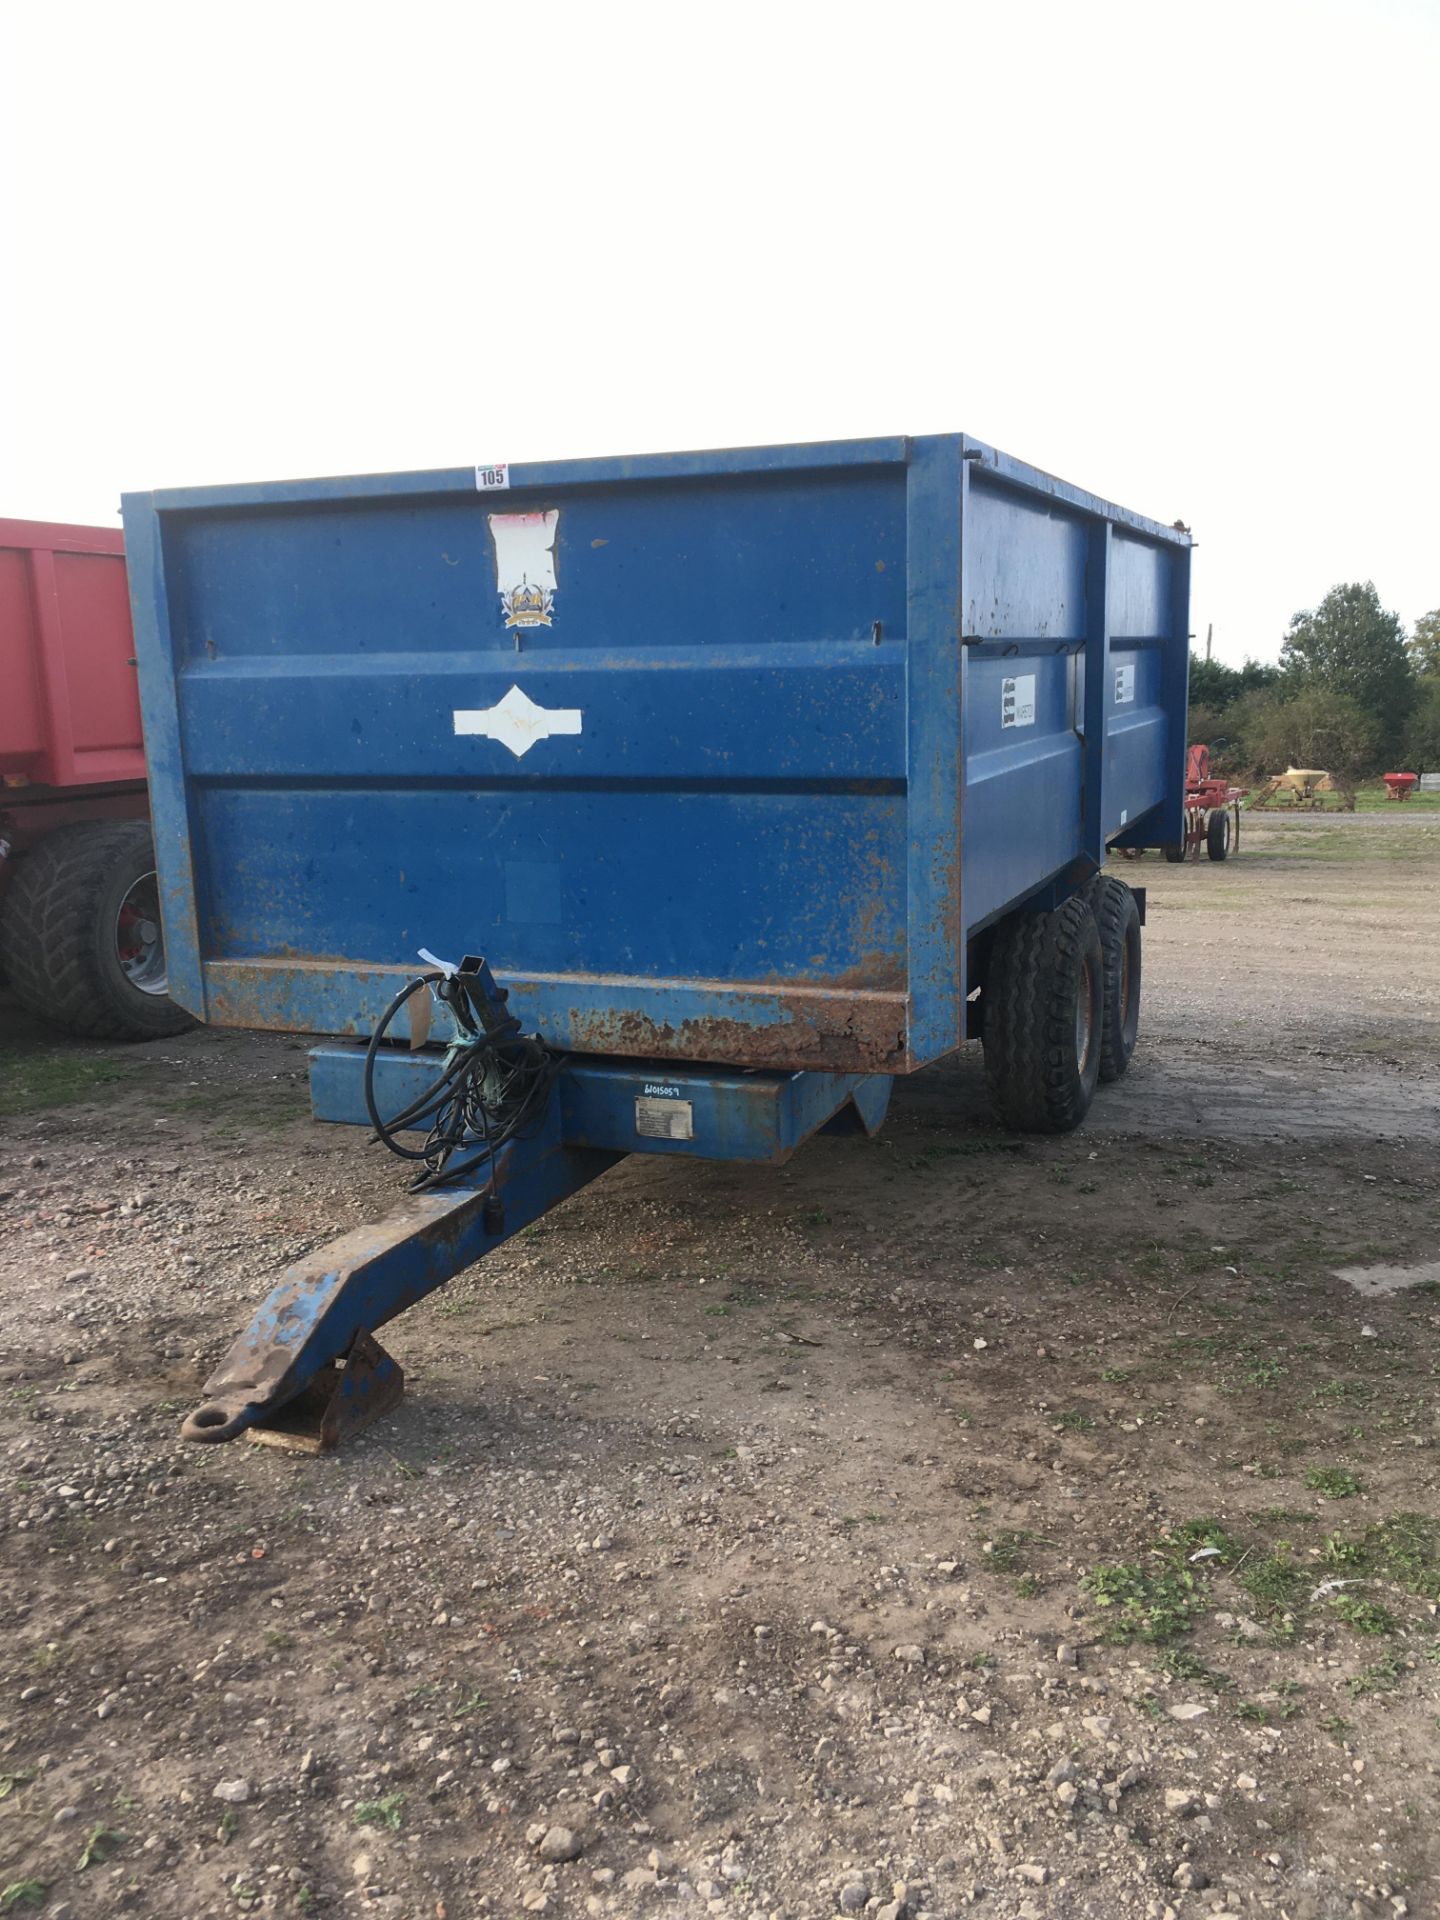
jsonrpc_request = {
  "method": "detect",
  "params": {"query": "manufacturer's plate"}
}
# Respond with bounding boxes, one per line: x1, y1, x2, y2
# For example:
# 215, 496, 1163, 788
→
635, 1096, 694, 1141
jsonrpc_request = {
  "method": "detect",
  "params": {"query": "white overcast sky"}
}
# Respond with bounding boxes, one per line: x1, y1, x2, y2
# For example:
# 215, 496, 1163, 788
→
1, 0, 1435, 665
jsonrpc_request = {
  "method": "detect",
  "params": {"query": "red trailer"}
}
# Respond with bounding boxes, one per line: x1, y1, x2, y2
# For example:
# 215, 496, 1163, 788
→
0, 518, 189, 1038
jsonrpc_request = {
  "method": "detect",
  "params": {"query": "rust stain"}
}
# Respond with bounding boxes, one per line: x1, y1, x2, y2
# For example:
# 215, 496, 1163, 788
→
204, 961, 914, 1075
562, 998, 909, 1076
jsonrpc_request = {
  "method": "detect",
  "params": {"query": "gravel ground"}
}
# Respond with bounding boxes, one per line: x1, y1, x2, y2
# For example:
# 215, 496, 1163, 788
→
1, 811, 1437, 1920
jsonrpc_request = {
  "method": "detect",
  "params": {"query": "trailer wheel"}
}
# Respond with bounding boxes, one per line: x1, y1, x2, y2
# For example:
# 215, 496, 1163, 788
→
1083, 875, 1142, 1082
0, 821, 193, 1041
982, 895, 1104, 1134
1206, 808, 1231, 861
1163, 844, 1187, 864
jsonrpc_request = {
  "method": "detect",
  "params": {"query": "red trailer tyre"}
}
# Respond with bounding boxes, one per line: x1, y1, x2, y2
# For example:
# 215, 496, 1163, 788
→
0, 820, 193, 1040
1084, 875, 1142, 1082
1206, 809, 1231, 861
982, 894, 1104, 1134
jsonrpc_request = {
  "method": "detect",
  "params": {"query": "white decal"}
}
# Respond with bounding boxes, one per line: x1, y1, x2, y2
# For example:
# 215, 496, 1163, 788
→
1001, 673, 1036, 729
475, 463, 511, 491
1114, 663, 1135, 704
453, 684, 582, 758
636, 1096, 694, 1141
489, 509, 558, 628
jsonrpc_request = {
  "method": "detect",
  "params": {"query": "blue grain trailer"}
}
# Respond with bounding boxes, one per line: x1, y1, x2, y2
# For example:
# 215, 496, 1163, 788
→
123, 435, 1190, 1448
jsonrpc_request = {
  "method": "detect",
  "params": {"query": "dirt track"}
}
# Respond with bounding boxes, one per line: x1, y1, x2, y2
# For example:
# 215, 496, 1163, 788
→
2, 810, 1438, 1920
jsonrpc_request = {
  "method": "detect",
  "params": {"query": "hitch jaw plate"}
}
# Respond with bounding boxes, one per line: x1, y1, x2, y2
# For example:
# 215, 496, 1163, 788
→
243, 1329, 404, 1455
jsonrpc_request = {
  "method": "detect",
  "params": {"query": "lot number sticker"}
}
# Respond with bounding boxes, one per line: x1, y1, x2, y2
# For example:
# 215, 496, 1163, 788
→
475, 463, 511, 491
1001, 673, 1036, 729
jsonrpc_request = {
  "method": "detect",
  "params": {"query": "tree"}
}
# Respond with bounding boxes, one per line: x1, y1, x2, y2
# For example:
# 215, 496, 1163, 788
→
1188, 655, 1280, 711
1403, 677, 1440, 772
1237, 686, 1382, 807
1409, 609, 1440, 677
1279, 583, 1413, 747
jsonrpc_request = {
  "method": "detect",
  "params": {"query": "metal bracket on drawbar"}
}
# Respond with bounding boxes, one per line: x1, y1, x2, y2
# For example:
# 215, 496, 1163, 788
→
242, 1329, 404, 1454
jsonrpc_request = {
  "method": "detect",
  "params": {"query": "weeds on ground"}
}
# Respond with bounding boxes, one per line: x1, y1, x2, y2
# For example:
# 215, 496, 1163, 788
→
78, 1825, 124, 1870
1330, 1594, 1399, 1636
1, 1886, 47, 1913
1239, 1545, 1308, 1628
1083, 1521, 1243, 1643
1367, 1513, 1440, 1598
353, 1793, 406, 1831
986, 1531, 1034, 1573
1158, 1646, 1232, 1691
1348, 1650, 1408, 1697
1084, 1559, 1202, 1645
1306, 1467, 1362, 1498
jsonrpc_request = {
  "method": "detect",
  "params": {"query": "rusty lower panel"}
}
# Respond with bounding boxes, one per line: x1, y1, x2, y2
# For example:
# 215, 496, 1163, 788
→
553, 998, 910, 1075
202, 958, 918, 1075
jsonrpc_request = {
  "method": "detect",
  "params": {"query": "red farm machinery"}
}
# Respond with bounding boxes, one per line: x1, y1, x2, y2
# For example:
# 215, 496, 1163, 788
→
0, 518, 190, 1039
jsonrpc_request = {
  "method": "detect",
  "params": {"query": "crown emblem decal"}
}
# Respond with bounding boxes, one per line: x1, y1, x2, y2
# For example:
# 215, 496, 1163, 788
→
489, 509, 558, 630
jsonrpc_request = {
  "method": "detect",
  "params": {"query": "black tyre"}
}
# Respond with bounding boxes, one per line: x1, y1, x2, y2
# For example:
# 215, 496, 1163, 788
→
982, 894, 1104, 1134
1083, 874, 1142, 1083
1206, 809, 1231, 861
1163, 844, 1187, 864
0, 820, 194, 1041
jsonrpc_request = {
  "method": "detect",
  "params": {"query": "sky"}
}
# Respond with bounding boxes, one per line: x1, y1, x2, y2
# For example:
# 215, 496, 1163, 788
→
1, 0, 1435, 667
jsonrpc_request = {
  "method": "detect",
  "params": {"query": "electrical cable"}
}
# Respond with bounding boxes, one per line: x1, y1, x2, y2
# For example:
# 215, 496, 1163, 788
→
363, 970, 563, 1193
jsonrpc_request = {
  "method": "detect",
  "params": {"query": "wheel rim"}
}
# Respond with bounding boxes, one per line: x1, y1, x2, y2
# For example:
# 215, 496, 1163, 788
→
1075, 954, 1097, 1074
115, 870, 168, 995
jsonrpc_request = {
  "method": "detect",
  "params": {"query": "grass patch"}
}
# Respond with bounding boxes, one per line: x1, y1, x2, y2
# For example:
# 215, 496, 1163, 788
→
0, 1038, 133, 1117
905, 1136, 1023, 1171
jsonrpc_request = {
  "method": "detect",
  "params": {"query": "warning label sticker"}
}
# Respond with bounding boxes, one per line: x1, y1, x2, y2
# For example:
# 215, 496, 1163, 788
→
1001, 673, 1036, 729
1114, 663, 1135, 704
635, 1096, 694, 1141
